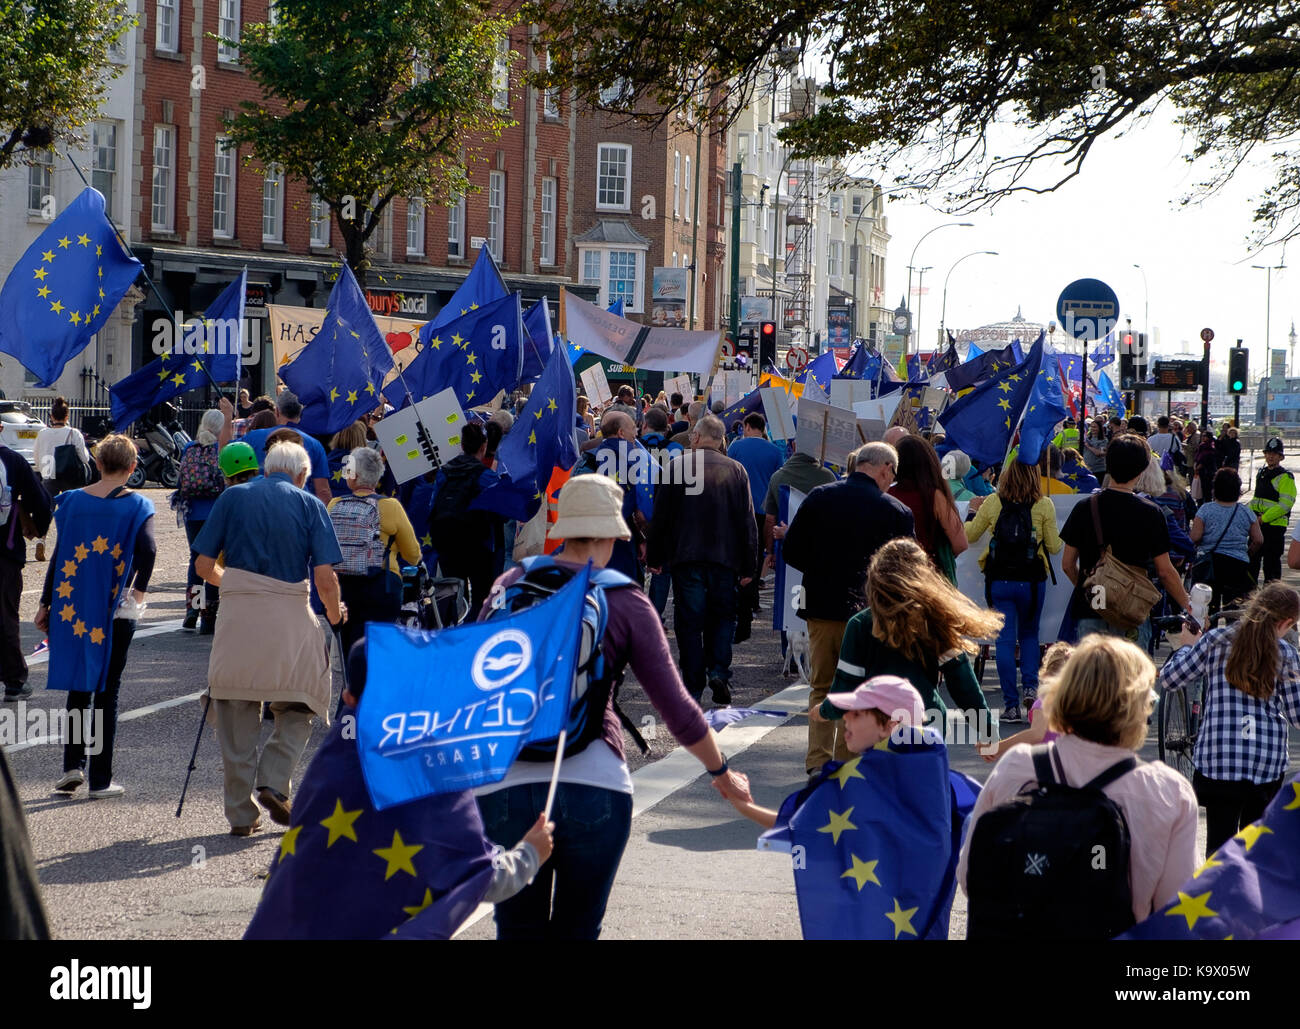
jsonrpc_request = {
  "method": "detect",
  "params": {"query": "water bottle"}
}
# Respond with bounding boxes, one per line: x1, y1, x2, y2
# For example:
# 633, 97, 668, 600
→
1189, 583, 1212, 628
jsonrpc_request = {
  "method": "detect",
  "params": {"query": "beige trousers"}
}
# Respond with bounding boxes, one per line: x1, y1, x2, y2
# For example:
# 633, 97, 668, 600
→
212, 698, 315, 828
806, 617, 853, 774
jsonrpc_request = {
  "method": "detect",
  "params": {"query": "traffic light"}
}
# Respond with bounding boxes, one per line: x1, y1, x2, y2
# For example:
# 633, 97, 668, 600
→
759, 320, 777, 371
1228, 347, 1249, 394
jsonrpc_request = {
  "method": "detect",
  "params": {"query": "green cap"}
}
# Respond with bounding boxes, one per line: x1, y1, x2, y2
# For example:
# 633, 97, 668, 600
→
218, 441, 258, 478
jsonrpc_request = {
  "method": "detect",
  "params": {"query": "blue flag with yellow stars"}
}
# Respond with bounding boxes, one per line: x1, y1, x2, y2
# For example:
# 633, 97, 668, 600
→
758, 727, 978, 940
1016, 336, 1068, 465
45, 490, 154, 694
1120, 772, 1300, 940
472, 335, 580, 523
835, 340, 870, 380
1092, 338, 1115, 369
427, 245, 508, 335
243, 706, 496, 940
929, 335, 961, 375
938, 336, 1042, 468
796, 350, 836, 393
356, 566, 590, 809
0, 188, 143, 388
281, 265, 394, 435
944, 339, 1023, 393
110, 271, 245, 431
385, 292, 524, 411
521, 298, 555, 384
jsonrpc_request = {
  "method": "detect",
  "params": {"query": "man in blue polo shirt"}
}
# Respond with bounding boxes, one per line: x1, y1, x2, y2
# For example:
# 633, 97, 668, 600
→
241, 390, 332, 504
728, 412, 785, 642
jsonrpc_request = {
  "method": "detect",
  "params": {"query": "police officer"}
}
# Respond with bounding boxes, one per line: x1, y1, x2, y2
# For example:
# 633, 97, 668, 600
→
1249, 437, 1296, 583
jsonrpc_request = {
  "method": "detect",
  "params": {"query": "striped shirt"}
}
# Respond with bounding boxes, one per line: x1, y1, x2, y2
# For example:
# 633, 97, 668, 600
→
1159, 626, 1300, 783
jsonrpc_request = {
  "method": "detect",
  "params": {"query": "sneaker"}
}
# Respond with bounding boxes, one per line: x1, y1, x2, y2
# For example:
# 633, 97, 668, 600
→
230, 818, 262, 837
53, 769, 84, 795
2, 685, 33, 702
1021, 689, 1038, 709
709, 678, 732, 706
182, 610, 199, 631
34, 541, 45, 562
1001, 705, 1025, 724
89, 782, 125, 799
257, 787, 292, 826
199, 618, 216, 636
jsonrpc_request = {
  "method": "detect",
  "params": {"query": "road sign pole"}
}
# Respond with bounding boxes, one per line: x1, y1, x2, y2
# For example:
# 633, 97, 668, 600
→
1234, 393, 1241, 427
1200, 327, 1214, 430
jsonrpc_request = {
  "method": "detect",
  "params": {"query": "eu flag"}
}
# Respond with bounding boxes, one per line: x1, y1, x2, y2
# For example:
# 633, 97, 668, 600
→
281, 265, 394, 435
386, 292, 524, 410
906, 354, 928, 383
0, 188, 142, 387
1120, 774, 1300, 940
243, 712, 496, 939
835, 341, 870, 380
928, 335, 960, 375
45, 491, 154, 694
758, 727, 978, 940
521, 298, 555, 383
1092, 340, 1115, 369
110, 271, 245, 430
944, 340, 1023, 393
1098, 370, 1126, 414
426, 246, 508, 335
1016, 337, 1068, 465
938, 339, 1040, 467
356, 565, 590, 809
472, 337, 580, 523
796, 350, 836, 394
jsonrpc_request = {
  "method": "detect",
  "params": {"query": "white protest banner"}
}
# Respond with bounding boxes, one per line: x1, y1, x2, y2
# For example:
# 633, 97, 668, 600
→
563, 291, 722, 373
664, 373, 693, 400
776, 486, 808, 633
852, 395, 902, 426
795, 396, 858, 467
829, 378, 874, 412
373, 388, 468, 485
760, 387, 796, 440
269, 303, 423, 380
579, 362, 613, 406
709, 370, 746, 409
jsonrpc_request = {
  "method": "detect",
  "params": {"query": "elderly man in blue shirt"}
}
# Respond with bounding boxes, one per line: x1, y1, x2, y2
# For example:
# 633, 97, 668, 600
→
195, 439, 345, 836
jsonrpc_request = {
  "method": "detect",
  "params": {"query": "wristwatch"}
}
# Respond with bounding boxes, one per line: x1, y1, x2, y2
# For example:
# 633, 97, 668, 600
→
708, 755, 729, 777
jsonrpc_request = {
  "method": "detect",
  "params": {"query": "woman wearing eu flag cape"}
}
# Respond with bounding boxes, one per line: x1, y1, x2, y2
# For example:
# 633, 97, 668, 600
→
35, 434, 155, 799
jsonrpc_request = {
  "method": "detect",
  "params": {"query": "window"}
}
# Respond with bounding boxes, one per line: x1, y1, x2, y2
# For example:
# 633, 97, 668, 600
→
598, 78, 626, 106
218, 0, 241, 62
543, 51, 559, 119
539, 177, 556, 266
684, 155, 692, 225
27, 152, 53, 216
829, 195, 842, 218
736, 134, 748, 167
213, 137, 235, 238
673, 151, 680, 217
851, 193, 864, 217
488, 171, 505, 260
582, 251, 601, 287
151, 126, 175, 231
406, 198, 425, 256
828, 239, 842, 278
92, 123, 118, 221
268, 0, 278, 23
447, 194, 465, 258
607, 251, 637, 309
370, 197, 391, 259
156, 0, 179, 52
309, 195, 330, 247
262, 164, 284, 242
413, 53, 430, 83
493, 35, 510, 111
597, 143, 630, 210
108, 3, 128, 60
671, 251, 678, 267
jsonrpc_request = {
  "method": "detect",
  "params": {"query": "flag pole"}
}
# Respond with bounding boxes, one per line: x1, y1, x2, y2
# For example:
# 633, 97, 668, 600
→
543, 729, 566, 822
62, 152, 230, 399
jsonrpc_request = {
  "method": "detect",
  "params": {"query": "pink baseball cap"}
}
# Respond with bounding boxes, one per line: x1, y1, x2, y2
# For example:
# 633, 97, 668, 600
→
827, 675, 925, 727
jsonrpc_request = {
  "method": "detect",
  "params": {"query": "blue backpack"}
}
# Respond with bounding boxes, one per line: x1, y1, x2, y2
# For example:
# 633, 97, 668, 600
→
484, 555, 649, 761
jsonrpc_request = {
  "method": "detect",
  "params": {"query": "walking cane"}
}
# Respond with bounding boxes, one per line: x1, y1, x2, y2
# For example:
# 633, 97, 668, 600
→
176, 693, 211, 818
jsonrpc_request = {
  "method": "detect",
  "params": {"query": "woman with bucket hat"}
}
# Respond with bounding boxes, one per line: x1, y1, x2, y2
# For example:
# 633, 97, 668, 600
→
474, 473, 749, 939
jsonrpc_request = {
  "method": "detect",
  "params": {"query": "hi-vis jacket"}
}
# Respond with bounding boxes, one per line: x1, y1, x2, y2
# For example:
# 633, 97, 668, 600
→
1250, 465, 1296, 528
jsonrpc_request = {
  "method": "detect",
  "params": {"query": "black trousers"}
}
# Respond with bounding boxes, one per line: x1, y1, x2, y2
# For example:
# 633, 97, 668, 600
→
338, 570, 401, 659
1193, 771, 1282, 858
438, 549, 497, 621
62, 620, 136, 790
1249, 523, 1287, 584
0, 558, 26, 695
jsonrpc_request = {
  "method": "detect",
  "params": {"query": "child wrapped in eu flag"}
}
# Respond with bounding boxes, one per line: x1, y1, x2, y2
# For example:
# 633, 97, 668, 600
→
726, 676, 972, 940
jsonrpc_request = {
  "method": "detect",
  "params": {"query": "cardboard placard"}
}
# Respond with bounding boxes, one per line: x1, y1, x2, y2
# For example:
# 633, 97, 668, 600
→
852, 395, 902, 426
579, 363, 613, 406
664, 373, 693, 401
373, 388, 468, 485
710, 370, 747, 409
829, 378, 874, 412
759, 387, 797, 441
794, 397, 858, 467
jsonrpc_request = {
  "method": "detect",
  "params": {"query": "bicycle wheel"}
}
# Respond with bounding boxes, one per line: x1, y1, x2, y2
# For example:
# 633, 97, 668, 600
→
1158, 686, 1195, 781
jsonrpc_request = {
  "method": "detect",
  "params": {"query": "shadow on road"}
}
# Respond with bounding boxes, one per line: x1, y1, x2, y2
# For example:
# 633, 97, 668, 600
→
33, 831, 270, 884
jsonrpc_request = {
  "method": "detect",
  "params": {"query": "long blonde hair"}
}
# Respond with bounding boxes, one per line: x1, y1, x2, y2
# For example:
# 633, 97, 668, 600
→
866, 538, 1003, 662
1044, 635, 1155, 749
1226, 583, 1300, 701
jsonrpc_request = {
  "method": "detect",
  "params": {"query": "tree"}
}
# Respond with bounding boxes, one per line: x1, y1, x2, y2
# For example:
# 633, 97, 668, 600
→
226, 0, 514, 284
530, 0, 1300, 246
0, 1, 134, 169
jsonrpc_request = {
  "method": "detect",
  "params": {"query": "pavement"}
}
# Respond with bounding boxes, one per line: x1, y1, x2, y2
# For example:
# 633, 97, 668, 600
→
5, 486, 1299, 939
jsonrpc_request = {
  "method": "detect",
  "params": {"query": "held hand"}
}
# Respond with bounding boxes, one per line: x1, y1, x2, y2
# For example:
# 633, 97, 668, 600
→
969, 495, 985, 512
739, 577, 752, 587
34, 605, 48, 633
648, 566, 662, 576
330, 602, 348, 627
1177, 625, 1202, 649
761, 555, 774, 577
808, 703, 826, 723
711, 769, 750, 803
218, 396, 235, 416
522, 813, 555, 865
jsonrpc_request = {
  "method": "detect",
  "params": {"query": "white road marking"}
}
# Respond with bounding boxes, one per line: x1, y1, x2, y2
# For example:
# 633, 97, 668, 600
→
453, 683, 810, 937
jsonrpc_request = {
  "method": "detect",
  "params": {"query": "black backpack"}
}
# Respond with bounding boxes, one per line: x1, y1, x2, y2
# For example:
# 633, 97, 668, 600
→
985, 501, 1047, 583
428, 460, 485, 550
965, 744, 1137, 940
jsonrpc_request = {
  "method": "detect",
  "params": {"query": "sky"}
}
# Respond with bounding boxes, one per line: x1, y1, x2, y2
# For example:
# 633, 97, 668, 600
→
878, 109, 1295, 379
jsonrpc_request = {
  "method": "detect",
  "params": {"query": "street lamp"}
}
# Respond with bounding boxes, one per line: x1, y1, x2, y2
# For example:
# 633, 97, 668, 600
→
907, 222, 972, 353
1251, 262, 1286, 375
1132, 263, 1149, 342
914, 267, 933, 354
940, 250, 998, 341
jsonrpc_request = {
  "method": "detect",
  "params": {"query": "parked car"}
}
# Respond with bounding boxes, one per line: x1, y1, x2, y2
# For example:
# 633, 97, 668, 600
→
0, 402, 45, 466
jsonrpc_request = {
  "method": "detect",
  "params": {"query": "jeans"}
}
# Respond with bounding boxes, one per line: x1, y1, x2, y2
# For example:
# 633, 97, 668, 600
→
1193, 771, 1282, 858
670, 562, 737, 699
648, 568, 672, 623
1075, 616, 1152, 653
337, 570, 400, 661
989, 579, 1043, 708
184, 519, 219, 619
62, 619, 135, 790
478, 782, 633, 940
1250, 523, 1287, 584
0, 558, 25, 694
